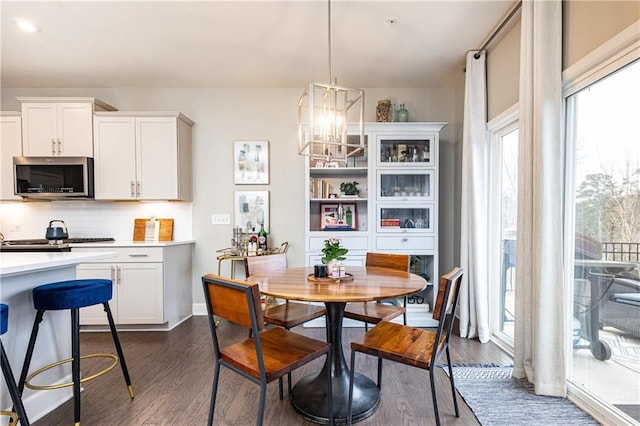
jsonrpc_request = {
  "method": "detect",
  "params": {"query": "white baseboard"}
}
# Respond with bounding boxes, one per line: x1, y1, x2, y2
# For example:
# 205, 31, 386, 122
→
192, 302, 207, 316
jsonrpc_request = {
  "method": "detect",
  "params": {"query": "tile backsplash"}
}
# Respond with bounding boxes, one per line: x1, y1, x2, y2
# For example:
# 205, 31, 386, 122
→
0, 201, 192, 241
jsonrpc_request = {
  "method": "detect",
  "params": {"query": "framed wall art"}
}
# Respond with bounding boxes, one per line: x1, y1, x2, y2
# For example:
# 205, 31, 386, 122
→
320, 203, 357, 231
235, 190, 269, 233
234, 140, 269, 184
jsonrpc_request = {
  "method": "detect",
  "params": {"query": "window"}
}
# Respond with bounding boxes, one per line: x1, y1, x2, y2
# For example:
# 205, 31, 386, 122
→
488, 106, 518, 348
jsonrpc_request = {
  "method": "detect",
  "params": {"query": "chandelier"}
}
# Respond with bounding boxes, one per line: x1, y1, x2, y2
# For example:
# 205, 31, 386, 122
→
297, 0, 365, 163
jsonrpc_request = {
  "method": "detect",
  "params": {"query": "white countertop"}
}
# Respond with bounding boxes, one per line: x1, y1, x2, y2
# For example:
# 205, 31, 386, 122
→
0, 251, 117, 277
69, 240, 195, 248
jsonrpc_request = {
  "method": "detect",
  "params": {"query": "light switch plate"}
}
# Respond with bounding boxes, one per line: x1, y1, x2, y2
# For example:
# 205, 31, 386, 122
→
211, 214, 231, 225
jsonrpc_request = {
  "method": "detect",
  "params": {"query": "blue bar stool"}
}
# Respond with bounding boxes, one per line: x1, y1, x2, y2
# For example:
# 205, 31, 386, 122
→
1, 304, 30, 426
17, 279, 133, 425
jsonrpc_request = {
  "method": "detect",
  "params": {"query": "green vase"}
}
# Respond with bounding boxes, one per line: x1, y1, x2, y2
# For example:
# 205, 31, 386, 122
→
396, 104, 408, 122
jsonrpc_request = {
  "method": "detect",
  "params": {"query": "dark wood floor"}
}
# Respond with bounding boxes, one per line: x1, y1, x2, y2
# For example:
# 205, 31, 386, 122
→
33, 316, 512, 425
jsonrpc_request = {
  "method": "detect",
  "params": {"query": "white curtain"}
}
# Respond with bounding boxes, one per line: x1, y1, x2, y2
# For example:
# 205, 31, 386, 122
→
513, 0, 565, 396
459, 50, 490, 343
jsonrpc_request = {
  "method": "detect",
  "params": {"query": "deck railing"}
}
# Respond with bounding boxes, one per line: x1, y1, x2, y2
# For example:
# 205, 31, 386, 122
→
601, 242, 640, 263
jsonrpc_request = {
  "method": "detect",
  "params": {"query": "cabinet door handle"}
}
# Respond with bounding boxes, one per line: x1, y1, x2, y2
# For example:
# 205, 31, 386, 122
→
116, 266, 121, 285
51, 138, 56, 154
128, 254, 149, 258
136, 181, 140, 197
401, 237, 408, 243
130, 181, 135, 197
57, 139, 62, 154
110, 266, 116, 281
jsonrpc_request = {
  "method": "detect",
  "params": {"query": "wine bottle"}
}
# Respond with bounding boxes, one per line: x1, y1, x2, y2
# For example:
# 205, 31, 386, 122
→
258, 224, 268, 253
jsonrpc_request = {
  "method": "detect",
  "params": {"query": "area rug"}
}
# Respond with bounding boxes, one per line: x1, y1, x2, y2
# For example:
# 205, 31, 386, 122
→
449, 366, 599, 425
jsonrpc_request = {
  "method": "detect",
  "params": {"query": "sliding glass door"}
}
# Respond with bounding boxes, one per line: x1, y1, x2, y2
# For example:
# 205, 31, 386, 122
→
565, 59, 640, 421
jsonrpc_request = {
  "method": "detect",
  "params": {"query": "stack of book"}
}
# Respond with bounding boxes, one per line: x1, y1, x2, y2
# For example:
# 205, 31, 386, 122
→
310, 178, 331, 198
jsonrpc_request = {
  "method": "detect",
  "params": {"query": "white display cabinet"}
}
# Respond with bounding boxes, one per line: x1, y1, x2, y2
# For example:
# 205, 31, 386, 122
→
304, 122, 446, 326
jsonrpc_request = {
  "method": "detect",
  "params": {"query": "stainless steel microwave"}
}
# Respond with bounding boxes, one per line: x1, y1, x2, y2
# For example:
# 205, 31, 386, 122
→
13, 156, 94, 199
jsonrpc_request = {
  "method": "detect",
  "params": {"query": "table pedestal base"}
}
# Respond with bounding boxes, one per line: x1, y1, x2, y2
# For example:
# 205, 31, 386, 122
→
291, 370, 379, 424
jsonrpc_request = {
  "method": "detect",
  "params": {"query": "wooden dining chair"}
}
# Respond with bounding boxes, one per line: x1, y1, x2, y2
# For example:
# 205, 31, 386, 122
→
244, 253, 327, 396
201, 274, 334, 426
245, 253, 327, 331
343, 252, 410, 330
347, 267, 464, 426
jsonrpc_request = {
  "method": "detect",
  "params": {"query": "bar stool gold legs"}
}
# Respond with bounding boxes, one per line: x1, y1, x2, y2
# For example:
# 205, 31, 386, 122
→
24, 353, 119, 390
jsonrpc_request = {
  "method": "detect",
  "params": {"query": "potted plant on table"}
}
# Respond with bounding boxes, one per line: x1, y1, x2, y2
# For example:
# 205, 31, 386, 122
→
321, 237, 348, 272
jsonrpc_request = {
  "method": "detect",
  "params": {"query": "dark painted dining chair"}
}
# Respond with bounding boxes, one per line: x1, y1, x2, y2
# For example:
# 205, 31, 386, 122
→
343, 252, 410, 330
201, 273, 334, 426
347, 267, 464, 426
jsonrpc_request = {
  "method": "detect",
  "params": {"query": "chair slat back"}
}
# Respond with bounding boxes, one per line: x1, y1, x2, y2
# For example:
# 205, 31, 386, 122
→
431, 267, 464, 359
432, 267, 463, 321
202, 273, 264, 330
365, 252, 410, 272
244, 253, 287, 277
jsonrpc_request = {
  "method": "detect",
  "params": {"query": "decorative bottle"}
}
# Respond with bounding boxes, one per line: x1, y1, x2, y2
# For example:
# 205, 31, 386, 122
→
396, 104, 409, 122
258, 224, 268, 253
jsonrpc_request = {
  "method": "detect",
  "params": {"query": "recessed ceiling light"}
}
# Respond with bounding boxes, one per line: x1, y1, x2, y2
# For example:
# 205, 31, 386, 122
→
12, 17, 40, 33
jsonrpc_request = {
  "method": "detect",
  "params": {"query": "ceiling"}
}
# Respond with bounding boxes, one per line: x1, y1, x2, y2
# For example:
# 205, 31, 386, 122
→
1, 1, 514, 89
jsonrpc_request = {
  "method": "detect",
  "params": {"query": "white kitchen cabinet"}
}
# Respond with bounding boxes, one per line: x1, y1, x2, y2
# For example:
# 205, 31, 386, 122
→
93, 112, 193, 201
0, 112, 22, 200
77, 262, 163, 325
75, 243, 193, 330
18, 97, 116, 157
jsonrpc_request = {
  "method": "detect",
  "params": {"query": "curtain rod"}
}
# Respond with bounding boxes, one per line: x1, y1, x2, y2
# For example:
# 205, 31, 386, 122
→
473, 0, 522, 59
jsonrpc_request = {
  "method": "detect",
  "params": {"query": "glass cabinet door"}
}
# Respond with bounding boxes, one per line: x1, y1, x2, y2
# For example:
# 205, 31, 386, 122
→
378, 205, 433, 233
377, 170, 434, 202
377, 135, 434, 167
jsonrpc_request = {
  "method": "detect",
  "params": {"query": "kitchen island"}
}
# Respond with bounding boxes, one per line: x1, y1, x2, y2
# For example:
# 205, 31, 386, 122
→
0, 251, 116, 422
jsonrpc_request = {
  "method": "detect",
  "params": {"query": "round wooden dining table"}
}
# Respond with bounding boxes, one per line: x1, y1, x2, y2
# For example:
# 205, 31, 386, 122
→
246, 265, 427, 424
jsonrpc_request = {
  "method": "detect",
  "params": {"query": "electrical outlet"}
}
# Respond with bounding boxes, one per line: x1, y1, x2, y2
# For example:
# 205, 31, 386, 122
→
211, 214, 231, 225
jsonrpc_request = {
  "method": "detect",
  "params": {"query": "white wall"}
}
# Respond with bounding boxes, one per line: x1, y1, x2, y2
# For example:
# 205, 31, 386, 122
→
1, 86, 457, 306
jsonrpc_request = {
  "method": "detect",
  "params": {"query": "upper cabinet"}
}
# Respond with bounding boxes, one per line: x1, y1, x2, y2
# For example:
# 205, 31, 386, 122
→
93, 112, 193, 201
18, 97, 116, 157
0, 112, 23, 200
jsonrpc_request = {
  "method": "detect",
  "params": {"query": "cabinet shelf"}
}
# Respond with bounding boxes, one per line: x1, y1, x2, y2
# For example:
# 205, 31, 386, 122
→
310, 198, 367, 202
310, 167, 368, 177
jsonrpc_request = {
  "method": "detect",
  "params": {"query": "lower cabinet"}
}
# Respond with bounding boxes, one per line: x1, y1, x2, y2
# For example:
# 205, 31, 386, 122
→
77, 262, 163, 325
75, 244, 193, 330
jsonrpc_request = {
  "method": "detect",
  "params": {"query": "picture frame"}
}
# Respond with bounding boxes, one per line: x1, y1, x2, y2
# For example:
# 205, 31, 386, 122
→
235, 190, 269, 233
234, 141, 269, 184
320, 203, 357, 231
